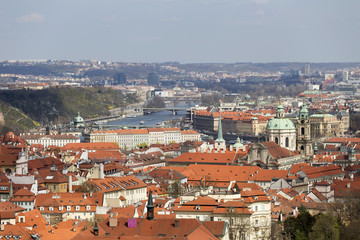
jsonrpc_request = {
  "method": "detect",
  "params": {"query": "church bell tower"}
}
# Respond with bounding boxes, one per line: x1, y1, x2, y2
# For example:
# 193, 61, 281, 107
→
296, 101, 312, 157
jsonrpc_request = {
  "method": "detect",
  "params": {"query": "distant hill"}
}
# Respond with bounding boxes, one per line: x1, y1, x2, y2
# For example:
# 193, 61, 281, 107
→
0, 102, 38, 135
0, 87, 138, 125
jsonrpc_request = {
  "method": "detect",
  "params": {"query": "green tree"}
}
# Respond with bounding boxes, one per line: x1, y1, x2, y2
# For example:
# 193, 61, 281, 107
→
145, 96, 165, 109
167, 180, 185, 198
136, 142, 149, 149
310, 214, 340, 240
284, 205, 315, 240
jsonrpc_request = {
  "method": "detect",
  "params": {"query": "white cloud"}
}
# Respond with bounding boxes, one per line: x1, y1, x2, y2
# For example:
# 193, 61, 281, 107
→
255, 9, 265, 15
251, 0, 269, 4
16, 12, 44, 23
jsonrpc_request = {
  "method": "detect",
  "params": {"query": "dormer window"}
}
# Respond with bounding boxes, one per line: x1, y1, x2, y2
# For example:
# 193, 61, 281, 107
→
49, 207, 53, 211
76, 206, 80, 211
67, 206, 71, 211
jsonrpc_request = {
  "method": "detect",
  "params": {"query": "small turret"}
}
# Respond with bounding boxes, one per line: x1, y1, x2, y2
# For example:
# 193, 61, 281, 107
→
146, 190, 155, 220
93, 222, 99, 236
299, 100, 309, 119
348, 145, 356, 162
276, 101, 285, 118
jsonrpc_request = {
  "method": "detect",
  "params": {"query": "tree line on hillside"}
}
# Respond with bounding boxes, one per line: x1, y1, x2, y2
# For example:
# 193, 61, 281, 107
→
0, 87, 138, 124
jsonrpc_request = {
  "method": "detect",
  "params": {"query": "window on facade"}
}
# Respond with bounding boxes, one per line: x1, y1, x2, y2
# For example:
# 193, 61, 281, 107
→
76, 206, 80, 211
301, 127, 305, 135
241, 233, 246, 240
275, 137, 278, 144
285, 137, 289, 147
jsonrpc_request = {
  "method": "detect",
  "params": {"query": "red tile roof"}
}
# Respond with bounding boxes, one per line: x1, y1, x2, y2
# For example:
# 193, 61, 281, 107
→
61, 142, 119, 151
261, 141, 300, 158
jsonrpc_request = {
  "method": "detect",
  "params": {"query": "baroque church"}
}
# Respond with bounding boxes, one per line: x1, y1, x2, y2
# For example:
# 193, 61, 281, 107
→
243, 101, 312, 169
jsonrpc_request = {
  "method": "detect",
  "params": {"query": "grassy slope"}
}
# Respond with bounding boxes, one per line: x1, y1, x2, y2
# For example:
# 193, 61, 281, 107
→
0, 102, 38, 135
0, 86, 138, 126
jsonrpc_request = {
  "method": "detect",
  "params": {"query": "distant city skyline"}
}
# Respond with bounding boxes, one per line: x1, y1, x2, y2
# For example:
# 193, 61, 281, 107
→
1, 0, 360, 63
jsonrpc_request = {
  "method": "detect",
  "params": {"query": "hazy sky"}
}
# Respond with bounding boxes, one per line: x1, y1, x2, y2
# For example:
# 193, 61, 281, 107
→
1, 0, 360, 63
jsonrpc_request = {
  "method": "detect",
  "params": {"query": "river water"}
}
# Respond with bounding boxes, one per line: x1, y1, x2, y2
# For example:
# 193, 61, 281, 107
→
103, 102, 199, 127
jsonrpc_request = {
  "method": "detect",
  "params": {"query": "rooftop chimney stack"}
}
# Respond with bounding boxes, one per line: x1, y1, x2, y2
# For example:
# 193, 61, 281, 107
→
69, 175, 73, 193
100, 163, 105, 179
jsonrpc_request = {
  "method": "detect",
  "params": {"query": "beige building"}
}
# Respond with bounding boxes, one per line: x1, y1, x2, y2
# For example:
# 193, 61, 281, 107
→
175, 190, 271, 240
20, 133, 80, 147
309, 111, 349, 137
35, 193, 97, 225
87, 128, 199, 149
89, 176, 148, 207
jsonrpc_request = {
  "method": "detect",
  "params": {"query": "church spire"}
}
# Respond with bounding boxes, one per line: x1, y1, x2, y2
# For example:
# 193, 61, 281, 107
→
276, 100, 285, 118
215, 113, 224, 142
215, 113, 226, 151
146, 190, 154, 220
299, 99, 309, 119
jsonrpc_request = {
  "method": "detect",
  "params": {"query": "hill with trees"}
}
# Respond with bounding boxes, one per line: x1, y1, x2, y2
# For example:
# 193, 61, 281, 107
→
0, 87, 139, 125
0, 102, 38, 135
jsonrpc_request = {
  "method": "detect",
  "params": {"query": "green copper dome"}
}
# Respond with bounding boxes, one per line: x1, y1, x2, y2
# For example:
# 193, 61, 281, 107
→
266, 118, 295, 130
233, 137, 244, 148
349, 146, 355, 154
299, 101, 309, 119
276, 103, 284, 112
74, 111, 85, 128
74, 111, 84, 123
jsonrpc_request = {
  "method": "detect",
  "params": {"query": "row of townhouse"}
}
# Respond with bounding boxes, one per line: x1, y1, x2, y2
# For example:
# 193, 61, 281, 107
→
85, 128, 200, 149
175, 189, 272, 240
31, 175, 148, 225
35, 193, 97, 225
20, 133, 80, 147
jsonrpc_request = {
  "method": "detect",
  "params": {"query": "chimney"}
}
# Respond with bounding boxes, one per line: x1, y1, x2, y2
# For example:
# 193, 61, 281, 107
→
350, 174, 354, 181
93, 222, 99, 236
347, 182, 351, 188
69, 175, 73, 193
100, 163, 104, 179
0, 224, 4, 231
174, 219, 179, 228
109, 216, 118, 227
